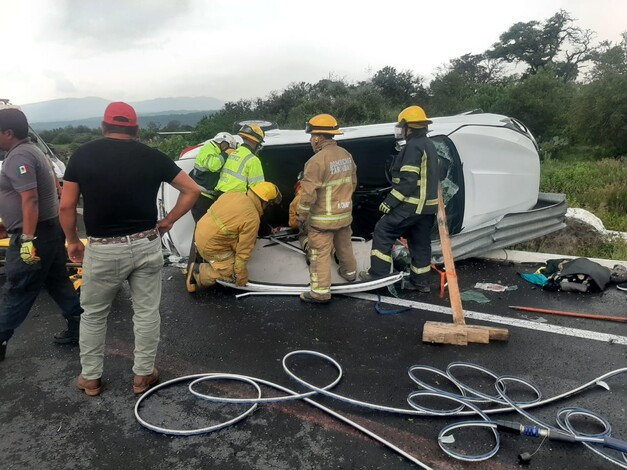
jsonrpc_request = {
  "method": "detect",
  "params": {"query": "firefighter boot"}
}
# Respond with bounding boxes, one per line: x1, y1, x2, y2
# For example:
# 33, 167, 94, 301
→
54, 316, 80, 344
300, 291, 331, 304
337, 267, 356, 282
186, 262, 198, 293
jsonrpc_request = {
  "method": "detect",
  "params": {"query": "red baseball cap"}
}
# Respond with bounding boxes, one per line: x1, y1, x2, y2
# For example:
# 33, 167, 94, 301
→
103, 101, 137, 127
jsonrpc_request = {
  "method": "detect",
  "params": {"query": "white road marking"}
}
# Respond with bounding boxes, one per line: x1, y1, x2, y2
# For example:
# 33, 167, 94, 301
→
347, 293, 627, 346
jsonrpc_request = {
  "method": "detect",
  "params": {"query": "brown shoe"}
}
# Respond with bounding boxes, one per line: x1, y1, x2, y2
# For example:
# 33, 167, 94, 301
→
76, 375, 102, 397
133, 368, 159, 394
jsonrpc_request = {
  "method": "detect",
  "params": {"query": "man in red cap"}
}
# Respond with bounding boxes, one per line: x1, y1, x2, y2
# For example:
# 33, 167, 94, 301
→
60, 102, 199, 397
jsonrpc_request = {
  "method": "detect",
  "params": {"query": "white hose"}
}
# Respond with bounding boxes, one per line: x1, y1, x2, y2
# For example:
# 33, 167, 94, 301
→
134, 350, 626, 467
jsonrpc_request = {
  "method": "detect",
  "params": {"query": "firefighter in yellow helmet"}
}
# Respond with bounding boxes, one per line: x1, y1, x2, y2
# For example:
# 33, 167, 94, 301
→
189, 182, 282, 290
214, 124, 265, 194
359, 105, 438, 292
297, 114, 357, 303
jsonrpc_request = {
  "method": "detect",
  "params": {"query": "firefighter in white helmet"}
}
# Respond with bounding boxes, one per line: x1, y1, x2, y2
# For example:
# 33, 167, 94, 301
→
190, 132, 238, 222
297, 114, 357, 303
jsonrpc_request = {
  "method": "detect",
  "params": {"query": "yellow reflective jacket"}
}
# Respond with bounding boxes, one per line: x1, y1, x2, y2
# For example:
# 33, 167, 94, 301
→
215, 144, 264, 193
194, 191, 263, 279
298, 140, 357, 230
191, 140, 228, 197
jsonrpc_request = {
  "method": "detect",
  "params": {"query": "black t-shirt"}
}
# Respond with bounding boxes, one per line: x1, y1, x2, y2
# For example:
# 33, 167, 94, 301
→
64, 138, 181, 237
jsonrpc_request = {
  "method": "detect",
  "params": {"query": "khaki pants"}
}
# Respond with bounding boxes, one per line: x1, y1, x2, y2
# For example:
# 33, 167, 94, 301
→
79, 236, 163, 379
307, 225, 356, 299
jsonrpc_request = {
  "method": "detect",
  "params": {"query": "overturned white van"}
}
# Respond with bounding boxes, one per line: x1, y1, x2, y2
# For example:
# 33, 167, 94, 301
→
158, 112, 567, 291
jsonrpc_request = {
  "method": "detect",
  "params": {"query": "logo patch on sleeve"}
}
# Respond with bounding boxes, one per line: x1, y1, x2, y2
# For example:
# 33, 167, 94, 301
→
18, 165, 29, 175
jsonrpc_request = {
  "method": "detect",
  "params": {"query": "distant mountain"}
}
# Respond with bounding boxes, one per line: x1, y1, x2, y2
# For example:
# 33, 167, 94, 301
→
19, 96, 224, 124
30, 110, 217, 131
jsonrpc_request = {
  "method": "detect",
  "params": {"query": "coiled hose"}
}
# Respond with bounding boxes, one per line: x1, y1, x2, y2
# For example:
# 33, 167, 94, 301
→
135, 350, 627, 468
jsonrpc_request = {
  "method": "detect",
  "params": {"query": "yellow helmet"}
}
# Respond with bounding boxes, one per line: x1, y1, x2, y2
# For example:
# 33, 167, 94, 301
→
397, 105, 432, 129
305, 114, 343, 135
238, 123, 265, 144
251, 182, 282, 204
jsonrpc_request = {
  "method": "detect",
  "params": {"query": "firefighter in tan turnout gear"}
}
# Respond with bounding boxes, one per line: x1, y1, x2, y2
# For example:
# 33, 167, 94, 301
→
297, 114, 357, 303
190, 182, 282, 289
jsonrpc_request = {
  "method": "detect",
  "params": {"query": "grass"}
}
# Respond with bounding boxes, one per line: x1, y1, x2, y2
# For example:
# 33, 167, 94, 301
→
540, 157, 627, 231
513, 157, 627, 260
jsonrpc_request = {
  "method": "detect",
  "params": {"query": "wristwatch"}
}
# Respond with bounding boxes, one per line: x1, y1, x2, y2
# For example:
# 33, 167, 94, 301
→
20, 234, 36, 242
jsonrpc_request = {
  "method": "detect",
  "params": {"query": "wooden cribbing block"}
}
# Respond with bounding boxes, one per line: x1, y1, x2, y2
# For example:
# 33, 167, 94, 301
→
421, 183, 510, 345
422, 322, 509, 346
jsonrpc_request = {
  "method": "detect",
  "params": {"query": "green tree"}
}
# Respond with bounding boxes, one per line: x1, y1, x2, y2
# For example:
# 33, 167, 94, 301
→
428, 54, 506, 115
371, 66, 428, 107
494, 66, 576, 142
568, 73, 627, 156
587, 32, 627, 81
52, 132, 73, 145
488, 10, 595, 81
151, 135, 190, 160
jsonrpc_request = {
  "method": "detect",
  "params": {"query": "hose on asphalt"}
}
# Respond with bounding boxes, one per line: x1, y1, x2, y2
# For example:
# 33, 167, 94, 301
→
135, 350, 627, 468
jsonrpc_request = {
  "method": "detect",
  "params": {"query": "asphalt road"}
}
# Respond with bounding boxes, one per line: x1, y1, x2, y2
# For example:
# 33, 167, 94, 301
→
0, 256, 626, 470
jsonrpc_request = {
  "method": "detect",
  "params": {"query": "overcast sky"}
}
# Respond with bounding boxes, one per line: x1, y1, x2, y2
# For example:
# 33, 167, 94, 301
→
3, 0, 625, 106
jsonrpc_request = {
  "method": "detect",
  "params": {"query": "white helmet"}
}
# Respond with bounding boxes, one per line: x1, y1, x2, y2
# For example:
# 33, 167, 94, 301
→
233, 135, 244, 147
212, 132, 237, 149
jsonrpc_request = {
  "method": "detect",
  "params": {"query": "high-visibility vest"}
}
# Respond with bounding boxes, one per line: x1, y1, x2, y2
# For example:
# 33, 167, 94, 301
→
190, 141, 227, 197
215, 145, 264, 193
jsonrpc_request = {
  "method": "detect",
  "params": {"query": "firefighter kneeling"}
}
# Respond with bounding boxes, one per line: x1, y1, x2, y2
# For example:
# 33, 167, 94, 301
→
189, 182, 281, 289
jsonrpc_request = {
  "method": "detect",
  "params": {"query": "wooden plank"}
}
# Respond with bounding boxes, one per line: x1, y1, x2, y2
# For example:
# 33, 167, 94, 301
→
436, 184, 465, 325
487, 327, 510, 341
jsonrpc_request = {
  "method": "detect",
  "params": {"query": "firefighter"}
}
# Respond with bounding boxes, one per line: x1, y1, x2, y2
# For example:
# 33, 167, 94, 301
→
185, 132, 238, 293
215, 124, 265, 193
190, 182, 282, 289
297, 114, 357, 303
359, 105, 439, 292
189, 132, 238, 222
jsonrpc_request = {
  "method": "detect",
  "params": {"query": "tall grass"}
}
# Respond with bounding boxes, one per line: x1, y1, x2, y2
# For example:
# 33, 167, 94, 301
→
540, 157, 627, 231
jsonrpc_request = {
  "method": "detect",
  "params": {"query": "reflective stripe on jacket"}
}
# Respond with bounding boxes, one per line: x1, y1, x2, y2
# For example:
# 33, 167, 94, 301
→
215, 145, 264, 193
191, 140, 227, 196
388, 129, 439, 214
194, 191, 263, 279
298, 140, 357, 230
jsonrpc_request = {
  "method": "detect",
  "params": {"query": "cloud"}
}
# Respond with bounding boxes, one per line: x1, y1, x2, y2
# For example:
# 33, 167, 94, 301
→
45, 0, 193, 51
44, 70, 77, 93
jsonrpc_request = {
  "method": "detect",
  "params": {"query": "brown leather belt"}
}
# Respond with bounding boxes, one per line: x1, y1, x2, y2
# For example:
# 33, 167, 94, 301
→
88, 228, 159, 245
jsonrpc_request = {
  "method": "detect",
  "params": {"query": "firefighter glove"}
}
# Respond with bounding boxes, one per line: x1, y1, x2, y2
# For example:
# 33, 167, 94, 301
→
20, 241, 41, 264
379, 201, 392, 214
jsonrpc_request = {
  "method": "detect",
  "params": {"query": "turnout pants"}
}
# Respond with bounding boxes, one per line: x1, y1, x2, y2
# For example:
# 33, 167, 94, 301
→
307, 225, 356, 300
194, 254, 235, 287
369, 210, 435, 285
